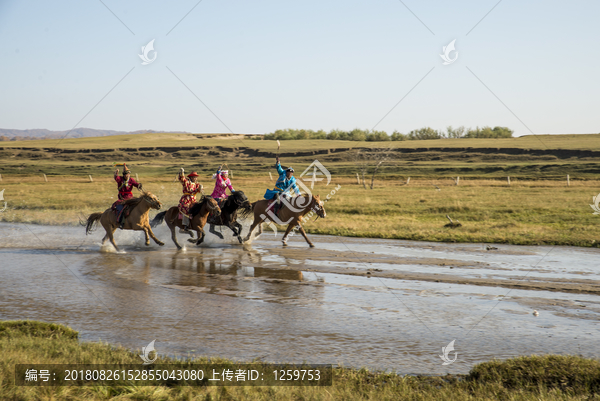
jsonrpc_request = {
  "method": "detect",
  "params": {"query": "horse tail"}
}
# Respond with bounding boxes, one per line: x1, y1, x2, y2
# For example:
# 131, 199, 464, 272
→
84, 212, 103, 235
150, 211, 167, 228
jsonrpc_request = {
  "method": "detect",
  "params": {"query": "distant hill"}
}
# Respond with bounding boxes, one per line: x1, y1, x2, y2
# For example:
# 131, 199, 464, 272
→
0, 128, 191, 141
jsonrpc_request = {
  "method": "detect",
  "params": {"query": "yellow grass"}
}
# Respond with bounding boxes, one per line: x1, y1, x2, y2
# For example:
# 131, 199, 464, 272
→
2, 320, 599, 400
1, 176, 599, 247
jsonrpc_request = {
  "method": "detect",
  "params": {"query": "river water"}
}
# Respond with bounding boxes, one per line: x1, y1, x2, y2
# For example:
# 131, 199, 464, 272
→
0, 222, 598, 375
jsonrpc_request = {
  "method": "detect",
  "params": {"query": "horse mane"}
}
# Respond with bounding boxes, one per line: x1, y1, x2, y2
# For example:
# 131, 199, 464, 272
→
121, 196, 144, 208
189, 196, 211, 217
121, 192, 156, 208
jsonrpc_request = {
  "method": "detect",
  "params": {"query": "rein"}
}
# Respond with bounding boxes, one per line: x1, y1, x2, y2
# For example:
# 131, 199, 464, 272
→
142, 194, 160, 209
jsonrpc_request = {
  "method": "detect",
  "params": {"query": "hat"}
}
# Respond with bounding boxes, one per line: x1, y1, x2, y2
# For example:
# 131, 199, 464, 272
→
122, 165, 131, 175
212, 170, 229, 179
286, 167, 294, 173
187, 172, 199, 178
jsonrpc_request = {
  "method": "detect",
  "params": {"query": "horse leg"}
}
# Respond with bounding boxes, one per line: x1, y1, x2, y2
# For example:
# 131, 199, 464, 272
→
281, 223, 295, 246
228, 222, 243, 243
209, 224, 224, 239
106, 227, 119, 252
143, 229, 150, 246
297, 224, 315, 248
195, 229, 205, 245
188, 228, 201, 244
234, 221, 243, 243
145, 225, 164, 246
257, 223, 263, 235
170, 225, 182, 250
243, 219, 261, 242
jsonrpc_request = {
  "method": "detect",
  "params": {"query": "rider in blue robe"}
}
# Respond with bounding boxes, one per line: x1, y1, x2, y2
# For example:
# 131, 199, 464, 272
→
264, 157, 300, 202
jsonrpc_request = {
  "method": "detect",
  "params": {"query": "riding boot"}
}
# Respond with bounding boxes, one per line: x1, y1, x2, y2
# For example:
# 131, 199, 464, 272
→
180, 215, 191, 233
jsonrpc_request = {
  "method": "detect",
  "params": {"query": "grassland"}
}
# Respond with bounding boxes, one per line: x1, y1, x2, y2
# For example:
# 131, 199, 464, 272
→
0, 175, 599, 247
1, 133, 600, 246
2, 320, 599, 400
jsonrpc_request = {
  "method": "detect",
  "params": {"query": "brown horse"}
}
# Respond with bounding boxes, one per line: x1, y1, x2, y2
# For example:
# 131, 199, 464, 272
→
243, 194, 326, 247
150, 196, 221, 249
84, 191, 164, 252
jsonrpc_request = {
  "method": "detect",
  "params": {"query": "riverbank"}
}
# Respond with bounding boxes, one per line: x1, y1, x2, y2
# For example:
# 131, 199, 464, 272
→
2, 320, 599, 400
1, 176, 599, 247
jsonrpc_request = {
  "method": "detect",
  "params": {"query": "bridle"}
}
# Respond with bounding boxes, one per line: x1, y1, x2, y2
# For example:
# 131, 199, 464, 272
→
206, 199, 221, 214
311, 197, 325, 220
142, 194, 162, 209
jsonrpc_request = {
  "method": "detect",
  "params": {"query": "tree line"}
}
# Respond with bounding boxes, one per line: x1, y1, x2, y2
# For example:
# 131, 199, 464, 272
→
259, 126, 514, 141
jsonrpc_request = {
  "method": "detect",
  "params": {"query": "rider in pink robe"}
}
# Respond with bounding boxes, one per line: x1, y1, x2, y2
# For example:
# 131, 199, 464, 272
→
210, 167, 235, 200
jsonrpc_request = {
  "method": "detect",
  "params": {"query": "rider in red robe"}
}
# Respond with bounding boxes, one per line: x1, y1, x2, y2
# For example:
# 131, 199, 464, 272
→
113, 165, 142, 228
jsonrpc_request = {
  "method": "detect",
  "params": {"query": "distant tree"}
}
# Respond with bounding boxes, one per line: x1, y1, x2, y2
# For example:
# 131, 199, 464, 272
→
407, 127, 445, 140
366, 130, 390, 141
355, 148, 393, 189
390, 130, 406, 141
446, 125, 465, 138
464, 126, 513, 138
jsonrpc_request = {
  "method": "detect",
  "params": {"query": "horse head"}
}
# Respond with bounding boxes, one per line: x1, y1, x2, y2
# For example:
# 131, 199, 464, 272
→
205, 196, 221, 216
142, 192, 162, 210
311, 194, 326, 218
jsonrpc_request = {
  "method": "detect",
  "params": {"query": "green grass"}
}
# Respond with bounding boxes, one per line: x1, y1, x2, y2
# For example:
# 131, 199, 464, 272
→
2, 320, 599, 400
2, 133, 600, 180
1, 176, 599, 247
3, 132, 600, 150
1, 133, 600, 247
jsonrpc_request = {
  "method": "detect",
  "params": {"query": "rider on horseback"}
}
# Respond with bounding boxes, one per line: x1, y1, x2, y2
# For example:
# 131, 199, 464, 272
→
264, 156, 300, 205
178, 168, 203, 232
113, 164, 143, 229
211, 165, 235, 202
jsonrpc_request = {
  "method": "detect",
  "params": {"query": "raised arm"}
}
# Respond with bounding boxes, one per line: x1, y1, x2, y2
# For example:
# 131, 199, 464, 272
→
178, 168, 186, 184
275, 158, 285, 175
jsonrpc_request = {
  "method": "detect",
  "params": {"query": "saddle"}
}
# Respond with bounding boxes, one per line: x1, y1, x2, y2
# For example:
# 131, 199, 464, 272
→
206, 198, 227, 225
266, 199, 282, 217
111, 201, 131, 221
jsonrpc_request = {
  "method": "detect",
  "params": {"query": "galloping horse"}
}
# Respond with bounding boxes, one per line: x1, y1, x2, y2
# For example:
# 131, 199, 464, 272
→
243, 194, 326, 247
150, 196, 221, 249
84, 191, 164, 252
207, 191, 253, 243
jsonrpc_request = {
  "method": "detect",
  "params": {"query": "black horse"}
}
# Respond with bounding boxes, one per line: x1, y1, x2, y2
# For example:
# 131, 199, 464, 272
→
199, 191, 252, 244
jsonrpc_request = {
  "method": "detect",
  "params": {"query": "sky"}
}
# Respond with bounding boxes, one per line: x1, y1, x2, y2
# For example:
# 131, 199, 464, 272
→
0, 0, 598, 136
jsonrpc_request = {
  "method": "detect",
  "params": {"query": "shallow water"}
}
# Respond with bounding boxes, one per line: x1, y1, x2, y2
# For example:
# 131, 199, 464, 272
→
0, 222, 598, 374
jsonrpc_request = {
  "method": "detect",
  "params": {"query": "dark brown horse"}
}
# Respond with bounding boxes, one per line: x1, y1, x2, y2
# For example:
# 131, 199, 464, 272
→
150, 196, 221, 249
84, 191, 164, 252
243, 194, 326, 247
207, 191, 253, 243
